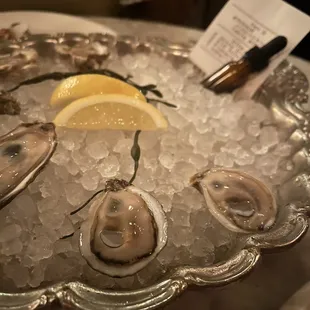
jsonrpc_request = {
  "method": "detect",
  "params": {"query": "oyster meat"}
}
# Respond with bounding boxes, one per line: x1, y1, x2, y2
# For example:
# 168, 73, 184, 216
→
80, 179, 168, 277
0, 122, 57, 209
191, 168, 278, 233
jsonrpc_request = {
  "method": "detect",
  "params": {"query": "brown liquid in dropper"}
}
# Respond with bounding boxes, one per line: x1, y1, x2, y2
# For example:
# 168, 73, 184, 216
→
202, 36, 288, 94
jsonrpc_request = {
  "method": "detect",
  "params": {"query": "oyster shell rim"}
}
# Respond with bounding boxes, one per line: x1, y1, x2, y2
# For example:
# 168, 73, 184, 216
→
190, 167, 278, 234
79, 185, 168, 278
0, 32, 308, 310
0, 122, 57, 210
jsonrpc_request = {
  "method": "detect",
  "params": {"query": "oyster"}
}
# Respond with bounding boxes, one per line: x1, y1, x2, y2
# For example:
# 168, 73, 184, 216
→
80, 179, 168, 277
0, 122, 57, 209
0, 48, 38, 75
0, 23, 29, 40
191, 168, 278, 233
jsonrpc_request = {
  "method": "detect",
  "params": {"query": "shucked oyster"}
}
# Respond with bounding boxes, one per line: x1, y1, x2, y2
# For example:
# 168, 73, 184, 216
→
80, 179, 168, 277
0, 122, 57, 209
191, 168, 278, 233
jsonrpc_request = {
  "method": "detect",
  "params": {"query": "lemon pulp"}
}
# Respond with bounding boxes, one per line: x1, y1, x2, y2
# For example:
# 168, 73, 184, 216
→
50, 74, 146, 107
53, 94, 168, 131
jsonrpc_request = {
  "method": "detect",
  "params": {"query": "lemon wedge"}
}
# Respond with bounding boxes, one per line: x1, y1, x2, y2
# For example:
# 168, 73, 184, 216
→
50, 74, 146, 107
53, 94, 168, 131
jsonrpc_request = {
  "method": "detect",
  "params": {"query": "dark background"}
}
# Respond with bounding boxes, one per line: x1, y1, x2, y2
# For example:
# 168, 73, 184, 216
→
283, 0, 309, 60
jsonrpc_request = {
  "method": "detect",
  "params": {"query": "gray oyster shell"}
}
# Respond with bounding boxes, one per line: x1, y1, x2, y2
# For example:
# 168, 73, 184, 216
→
0, 122, 57, 209
191, 168, 278, 233
80, 180, 168, 277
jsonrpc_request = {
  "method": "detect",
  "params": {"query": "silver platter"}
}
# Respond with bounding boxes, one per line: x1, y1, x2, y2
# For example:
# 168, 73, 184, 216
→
0, 33, 310, 310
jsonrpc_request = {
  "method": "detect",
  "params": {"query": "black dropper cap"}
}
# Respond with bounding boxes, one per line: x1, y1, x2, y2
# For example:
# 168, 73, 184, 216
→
244, 36, 288, 72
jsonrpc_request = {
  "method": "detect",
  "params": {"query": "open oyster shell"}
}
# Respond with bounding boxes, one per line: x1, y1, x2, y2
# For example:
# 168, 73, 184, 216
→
0, 122, 57, 209
191, 168, 278, 233
80, 179, 168, 277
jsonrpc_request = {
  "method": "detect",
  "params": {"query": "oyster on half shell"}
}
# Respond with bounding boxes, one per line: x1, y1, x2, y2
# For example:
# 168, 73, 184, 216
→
0, 122, 57, 209
191, 168, 278, 233
80, 179, 168, 277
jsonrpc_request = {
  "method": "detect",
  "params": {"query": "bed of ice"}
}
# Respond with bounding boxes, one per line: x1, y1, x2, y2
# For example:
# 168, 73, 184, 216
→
0, 52, 295, 291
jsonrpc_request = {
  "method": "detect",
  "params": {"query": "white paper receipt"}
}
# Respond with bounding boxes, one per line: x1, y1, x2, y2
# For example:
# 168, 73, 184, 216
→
190, 0, 310, 98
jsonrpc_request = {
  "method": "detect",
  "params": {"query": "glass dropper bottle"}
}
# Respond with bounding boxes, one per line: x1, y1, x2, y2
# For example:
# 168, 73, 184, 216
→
202, 36, 288, 94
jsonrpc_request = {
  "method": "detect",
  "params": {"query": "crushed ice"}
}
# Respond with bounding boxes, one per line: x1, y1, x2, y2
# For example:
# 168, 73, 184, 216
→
0, 52, 294, 291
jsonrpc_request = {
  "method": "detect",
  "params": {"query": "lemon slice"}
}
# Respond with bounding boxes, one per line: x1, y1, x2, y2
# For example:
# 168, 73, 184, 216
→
53, 94, 168, 131
50, 74, 146, 106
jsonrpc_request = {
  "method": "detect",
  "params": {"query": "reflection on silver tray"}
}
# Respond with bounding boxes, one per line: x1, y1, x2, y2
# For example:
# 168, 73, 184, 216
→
0, 33, 309, 310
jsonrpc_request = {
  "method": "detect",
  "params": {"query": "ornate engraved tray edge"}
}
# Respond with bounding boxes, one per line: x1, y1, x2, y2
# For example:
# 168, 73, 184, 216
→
0, 32, 309, 310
